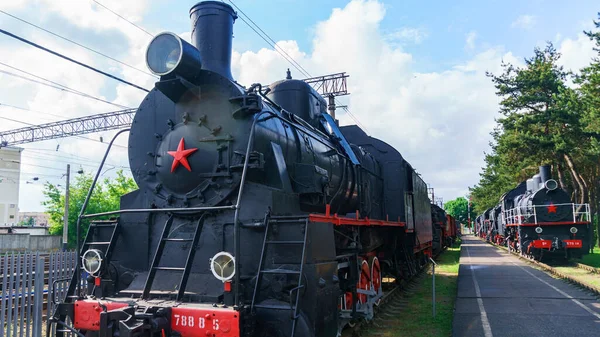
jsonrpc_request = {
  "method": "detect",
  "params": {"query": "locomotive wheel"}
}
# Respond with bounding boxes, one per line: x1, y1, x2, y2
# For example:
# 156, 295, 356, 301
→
368, 256, 382, 306
358, 259, 370, 304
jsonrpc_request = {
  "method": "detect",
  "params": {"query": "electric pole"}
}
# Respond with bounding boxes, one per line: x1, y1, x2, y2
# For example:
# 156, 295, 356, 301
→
62, 164, 70, 251
468, 195, 472, 233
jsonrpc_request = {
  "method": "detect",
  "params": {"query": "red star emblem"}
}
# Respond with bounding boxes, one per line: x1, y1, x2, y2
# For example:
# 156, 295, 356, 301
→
547, 203, 557, 213
167, 138, 198, 173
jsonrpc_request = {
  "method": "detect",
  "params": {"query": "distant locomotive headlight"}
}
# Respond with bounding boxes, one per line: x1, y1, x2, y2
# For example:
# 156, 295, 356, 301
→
209, 252, 235, 282
146, 32, 202, 79
81, 249, 104, 276
535, 227, 543, 234
544, 179, 558, 191
570, 227, 578, 234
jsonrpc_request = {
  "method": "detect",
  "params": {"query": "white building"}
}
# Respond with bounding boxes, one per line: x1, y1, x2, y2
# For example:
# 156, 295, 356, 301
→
18, 212, 50, 227
0, 147, 22, 226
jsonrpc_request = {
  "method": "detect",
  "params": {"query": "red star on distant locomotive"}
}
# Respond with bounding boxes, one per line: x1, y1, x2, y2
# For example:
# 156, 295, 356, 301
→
546, 203, 557, 213
167, 138, 198, 173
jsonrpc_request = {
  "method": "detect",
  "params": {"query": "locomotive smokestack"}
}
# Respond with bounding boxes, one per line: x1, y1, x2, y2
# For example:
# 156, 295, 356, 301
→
189, 1, 237, 80
539, 165, 551, 183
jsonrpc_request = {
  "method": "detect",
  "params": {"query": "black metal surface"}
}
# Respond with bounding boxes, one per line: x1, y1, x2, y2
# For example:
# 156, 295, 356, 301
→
189, 1, 237, 80
142, 215, 174, 298
55, 2, 453, 336
478, 164, 591, 259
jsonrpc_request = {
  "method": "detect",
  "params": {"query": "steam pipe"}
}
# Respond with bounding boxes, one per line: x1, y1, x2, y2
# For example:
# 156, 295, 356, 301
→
76, 129, 130, 297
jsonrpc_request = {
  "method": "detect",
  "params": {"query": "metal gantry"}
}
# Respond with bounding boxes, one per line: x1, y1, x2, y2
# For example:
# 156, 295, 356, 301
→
0, 109, 135, 146
303, 72, 349, 97
303, 72, 349, 120
0, 73, 349, 146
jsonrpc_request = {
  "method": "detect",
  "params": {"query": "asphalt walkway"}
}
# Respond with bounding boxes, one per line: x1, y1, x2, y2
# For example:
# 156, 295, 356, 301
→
453, 235, 600, 337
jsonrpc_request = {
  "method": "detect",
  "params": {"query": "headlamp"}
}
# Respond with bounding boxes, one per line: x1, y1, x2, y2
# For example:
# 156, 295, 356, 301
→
81, 249, 104, 276
146, 32, 202, 79
570, 227, 578, 234
209, 251, 235, 282
535, 227, 543, 234
544, 179, 558, 191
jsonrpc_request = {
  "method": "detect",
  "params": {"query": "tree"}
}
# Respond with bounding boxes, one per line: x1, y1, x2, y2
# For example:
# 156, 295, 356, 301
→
18, 216, 34, 227
43, 170, 137, 249
575, 13, 600, 248
444, 197, 476, 227
470, 21, 600, 248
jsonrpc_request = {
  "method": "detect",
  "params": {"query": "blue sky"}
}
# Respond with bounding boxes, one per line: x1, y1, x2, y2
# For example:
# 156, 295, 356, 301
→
0, 0, 598, 212
144, 0, 599, 72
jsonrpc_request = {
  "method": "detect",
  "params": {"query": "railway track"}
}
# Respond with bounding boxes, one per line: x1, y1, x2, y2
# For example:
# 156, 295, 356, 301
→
341, 248, 446, 337
481, 238, 600, 297
574, 262, 600, 274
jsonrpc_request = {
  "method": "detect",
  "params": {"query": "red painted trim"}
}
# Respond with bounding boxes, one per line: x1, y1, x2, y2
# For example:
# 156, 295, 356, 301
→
531, 240, 552, 249
506, 221, 590, 227
171, 307, 240, 336
309, 204, 405, 227
73, 300, 129, 331
563, 240, 582, 248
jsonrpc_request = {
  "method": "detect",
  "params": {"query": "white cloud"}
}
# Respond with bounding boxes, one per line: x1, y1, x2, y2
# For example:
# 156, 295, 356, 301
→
557, 33, 596, 73
387, 27, 429, 44
230, 1, 512, 203
0, 0, 153, 211
1, 0, 597, 212
465, 30, 477, 50
511, 15, 537, 30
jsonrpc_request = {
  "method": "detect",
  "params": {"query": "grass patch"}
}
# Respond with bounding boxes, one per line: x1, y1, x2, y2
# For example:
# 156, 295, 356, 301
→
578, 251, 600, 268
366, 239, 461, 337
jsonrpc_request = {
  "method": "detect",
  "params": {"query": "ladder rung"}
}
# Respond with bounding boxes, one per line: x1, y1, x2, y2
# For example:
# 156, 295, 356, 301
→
153, 267, 185, 271
162, 238, 193, 242
271, 219, 306, 224
260, 269, 300, 275
253, 304, 296, 310
90, 223, 117, 227
266, 240, 304, 244
86, 242, 111, 245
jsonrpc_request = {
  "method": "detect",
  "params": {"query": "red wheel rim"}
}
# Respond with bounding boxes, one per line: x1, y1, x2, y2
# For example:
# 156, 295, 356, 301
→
357, 260, 370, 304
344, 291, 354, 308
370, 257, 381, 294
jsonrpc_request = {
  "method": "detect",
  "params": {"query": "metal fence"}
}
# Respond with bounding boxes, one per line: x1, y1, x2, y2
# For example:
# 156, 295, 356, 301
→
503, 203, 591, 225
1, 252, 77, 337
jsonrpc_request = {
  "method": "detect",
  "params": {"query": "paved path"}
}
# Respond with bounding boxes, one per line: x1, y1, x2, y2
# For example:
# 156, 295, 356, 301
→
453, 236, 600, 337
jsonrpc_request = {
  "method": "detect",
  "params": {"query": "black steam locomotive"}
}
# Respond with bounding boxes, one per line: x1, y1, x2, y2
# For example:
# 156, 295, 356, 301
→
50, 2, 456, 336
476, 165, 591, 261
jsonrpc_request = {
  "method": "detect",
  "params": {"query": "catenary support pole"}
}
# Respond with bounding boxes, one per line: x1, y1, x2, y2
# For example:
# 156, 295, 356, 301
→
62, 164, 70, 251
430, 257, 437, 318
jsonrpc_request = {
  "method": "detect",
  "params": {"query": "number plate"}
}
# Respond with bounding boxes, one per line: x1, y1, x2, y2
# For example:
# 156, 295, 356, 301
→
171, 307, 240, 336
563, 240, 582, 248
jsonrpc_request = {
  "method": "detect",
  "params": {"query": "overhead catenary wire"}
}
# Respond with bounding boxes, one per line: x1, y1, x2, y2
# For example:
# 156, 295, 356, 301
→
224, 0, 312, 78
22, 147, 129, 168
91, 0, 153, 37
0, 102, 73, 121
0, 62, 131, 109
24, 148, 128, 170
225, 0, 370, 133
0, 9, 157, 78
0, 157, 67, 172
0, 28, 150, 92
20, 152, 127, 171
